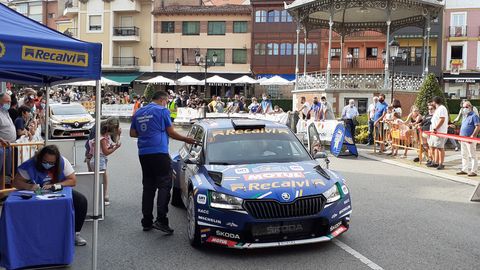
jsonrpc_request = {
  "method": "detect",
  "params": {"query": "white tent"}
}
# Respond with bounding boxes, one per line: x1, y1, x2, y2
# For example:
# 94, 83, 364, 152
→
142, 75, 175, 85
65, 77, 121, 86
231, 75, 258, 84
260, 75, 294, 86
256, 77, 269, 84
176, 75, 202, 85
198, 75, 232, 85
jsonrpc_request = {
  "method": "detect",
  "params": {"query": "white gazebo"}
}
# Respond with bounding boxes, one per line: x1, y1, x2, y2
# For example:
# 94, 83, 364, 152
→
142, 75, 175, 85
198, 75, 232, 85
65, 77, 121, 86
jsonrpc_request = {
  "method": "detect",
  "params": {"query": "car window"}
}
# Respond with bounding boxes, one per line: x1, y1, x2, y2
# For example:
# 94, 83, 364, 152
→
51, 104, 87, 115
206, 127, 311, 165
181, 125, 198, 158
190, 127, 204, 160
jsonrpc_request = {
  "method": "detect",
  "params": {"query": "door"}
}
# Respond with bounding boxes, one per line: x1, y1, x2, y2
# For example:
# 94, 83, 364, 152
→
183, 127, 205, 200
120, 16, 134, 35
178, 125, 198, 196
119, 46, 133, 66
451, 13, 466, 36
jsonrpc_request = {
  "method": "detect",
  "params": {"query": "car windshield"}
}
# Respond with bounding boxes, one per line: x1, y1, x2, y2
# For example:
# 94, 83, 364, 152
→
51, 105, 87, 115
206, 127, 311, 165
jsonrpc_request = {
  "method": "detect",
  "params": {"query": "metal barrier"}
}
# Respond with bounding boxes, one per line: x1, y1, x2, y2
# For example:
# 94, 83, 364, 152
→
373, 122, 421, 158
1, 142, 45, 193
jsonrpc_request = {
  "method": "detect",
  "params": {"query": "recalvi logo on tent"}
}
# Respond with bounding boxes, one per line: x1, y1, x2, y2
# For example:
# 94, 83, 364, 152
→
21, 46, 88, 67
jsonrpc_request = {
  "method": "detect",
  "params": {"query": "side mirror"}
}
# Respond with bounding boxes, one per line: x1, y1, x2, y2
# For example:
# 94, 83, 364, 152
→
314, 151, 328, 159
184, 158, 200, 165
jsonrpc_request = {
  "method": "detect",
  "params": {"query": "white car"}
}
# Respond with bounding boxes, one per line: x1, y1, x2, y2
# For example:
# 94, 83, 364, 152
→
49, 103, 95, 138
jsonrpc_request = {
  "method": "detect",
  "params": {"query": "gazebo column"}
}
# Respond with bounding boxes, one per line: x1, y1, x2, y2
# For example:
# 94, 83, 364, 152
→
303, 28, 308, 77
424, 16, 431, 76
339, 34, 344, 81
295, 21, 301, 90
384, 20, 391, 90
326, 15, 333, 89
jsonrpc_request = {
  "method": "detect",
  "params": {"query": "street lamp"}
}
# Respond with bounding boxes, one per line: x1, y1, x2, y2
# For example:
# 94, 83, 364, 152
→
148, 46, 156, 62
195, 50, 218, 95
174, 58, 181, 91
383, 38, 404, 103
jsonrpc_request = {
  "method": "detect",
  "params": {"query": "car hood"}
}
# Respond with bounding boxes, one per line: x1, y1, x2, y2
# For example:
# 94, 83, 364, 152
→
202, 161, 338, 202
51, 114, 93, 123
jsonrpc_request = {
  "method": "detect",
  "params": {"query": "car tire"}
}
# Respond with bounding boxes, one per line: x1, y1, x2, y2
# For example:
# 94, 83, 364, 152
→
171, 187, 184, 208
187, 192, 201, 247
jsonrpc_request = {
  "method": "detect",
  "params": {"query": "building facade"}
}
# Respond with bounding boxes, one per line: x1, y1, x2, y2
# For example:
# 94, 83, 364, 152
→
8, 0, 59, 29
152, 4, 251, 97
59, 0, 153, 84
443, 0, 480, 99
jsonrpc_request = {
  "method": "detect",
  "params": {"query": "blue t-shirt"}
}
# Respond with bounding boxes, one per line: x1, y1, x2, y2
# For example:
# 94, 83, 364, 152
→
131, 103, 172, 155
374, 101, 388, 121
261, 99, 272, 112
14, 117, 25, 131
460, 112, 480, 137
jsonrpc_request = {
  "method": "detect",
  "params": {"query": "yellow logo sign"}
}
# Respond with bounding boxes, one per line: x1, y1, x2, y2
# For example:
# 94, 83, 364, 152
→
22, 46, 88, 67
0, 42, 5, 58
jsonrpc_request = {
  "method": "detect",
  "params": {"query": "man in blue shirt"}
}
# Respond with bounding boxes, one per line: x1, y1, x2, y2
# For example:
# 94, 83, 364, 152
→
308, 97, 323, 121
130, 91, 196, 233
457, 101, 480, 177
373, 94, 388, 153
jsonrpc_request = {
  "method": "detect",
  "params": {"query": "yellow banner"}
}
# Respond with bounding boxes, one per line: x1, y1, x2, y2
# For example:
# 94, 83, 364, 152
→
22, 46, 88, 67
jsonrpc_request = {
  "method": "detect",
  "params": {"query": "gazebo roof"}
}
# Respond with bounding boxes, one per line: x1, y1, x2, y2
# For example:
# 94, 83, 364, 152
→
285, 0, 444, 34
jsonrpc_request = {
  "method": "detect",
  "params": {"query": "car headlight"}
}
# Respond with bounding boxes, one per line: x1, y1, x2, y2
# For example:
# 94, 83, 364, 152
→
85, 121, 95, 128
50, 119, 61, 125
210, 191, 243, 210
323, 184, 341, 204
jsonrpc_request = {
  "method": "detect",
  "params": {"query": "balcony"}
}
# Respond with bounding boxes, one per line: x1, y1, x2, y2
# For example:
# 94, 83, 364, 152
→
63, 0, 78, 17
448, 26, 467, 38
112, 27, 140, 42
109, 57, 139, 71
63, 28, 77, 38
319, 56, 437, 71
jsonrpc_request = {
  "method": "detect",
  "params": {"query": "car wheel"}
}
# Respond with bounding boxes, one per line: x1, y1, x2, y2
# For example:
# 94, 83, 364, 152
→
171, 187, 184, 208
187, 192, 201, 247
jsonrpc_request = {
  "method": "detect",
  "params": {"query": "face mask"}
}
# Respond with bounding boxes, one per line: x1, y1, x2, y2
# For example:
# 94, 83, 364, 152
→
464, 108, 472, 114
42, 162, 54, 170
41, 103, 45, 109
2, 103, 10, 111
313, 101, 319, 105
262, 97, 267, 101
168, 98, 173, 102
31, 106, 36, 113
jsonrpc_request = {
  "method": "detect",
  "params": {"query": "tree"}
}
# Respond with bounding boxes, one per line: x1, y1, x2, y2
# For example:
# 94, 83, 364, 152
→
143, 83, 156, 103
414, 73, 445, 115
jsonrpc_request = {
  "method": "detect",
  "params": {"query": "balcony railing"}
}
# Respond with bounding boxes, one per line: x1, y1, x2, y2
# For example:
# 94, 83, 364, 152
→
320, 56, 437, 70
296, 71, 424, 92
113, 27, 139, 36
449, 26, 467, 37
112, 57, 139, 67
63, 28, 77, 38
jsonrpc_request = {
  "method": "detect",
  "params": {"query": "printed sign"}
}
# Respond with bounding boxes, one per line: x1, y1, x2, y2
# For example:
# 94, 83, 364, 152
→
22, 45, 88, 67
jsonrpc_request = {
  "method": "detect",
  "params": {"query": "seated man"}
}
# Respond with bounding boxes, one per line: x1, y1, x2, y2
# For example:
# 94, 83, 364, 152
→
13, 145, 88, 246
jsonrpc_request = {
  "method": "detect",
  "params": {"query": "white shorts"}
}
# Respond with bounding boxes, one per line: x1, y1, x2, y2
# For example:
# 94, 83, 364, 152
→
428, 135, 447, 149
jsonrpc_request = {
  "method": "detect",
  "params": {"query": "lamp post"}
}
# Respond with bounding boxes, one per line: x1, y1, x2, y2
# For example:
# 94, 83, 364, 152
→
148, 46, 156, 62
195, 50, 217, 95
174, 58, 181, 91
382, 39, 407, 103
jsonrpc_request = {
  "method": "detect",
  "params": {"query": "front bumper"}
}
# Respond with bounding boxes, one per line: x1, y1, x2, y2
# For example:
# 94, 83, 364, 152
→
50, 125, 91, 138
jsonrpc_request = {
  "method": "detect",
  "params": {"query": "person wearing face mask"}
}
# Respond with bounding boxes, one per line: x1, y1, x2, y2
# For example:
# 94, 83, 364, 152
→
457, 101, 480, 177
130, 91, 197, 233
308, 97, 323, 121
260, 94, 272, 114
14, 105, 35, 140
374, 94, 389, 153
342, 99, 359, 143
297, 96, 311, 120
0, 93, 16, 188
428, 96, 449, 170
453, 99, 479, 124
321, 96, 335, 120
13, 145, 88, 246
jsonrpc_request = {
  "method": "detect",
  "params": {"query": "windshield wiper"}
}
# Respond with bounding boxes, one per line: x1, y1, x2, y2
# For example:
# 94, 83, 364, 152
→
209, 162, 232, 165
314, 164, 331, 180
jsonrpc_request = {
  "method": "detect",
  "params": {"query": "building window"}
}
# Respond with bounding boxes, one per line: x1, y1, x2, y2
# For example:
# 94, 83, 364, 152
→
89, 15, 102, 31
182, 48, 197, 66
330, 48, 341, 58
280, 43, 292, 55
208, 21, 226, 35
207, 49, 225, 66
280, 10, 292, 22
451, 45, 463, 60
255, 10, 267, 23
182, 21, 200, 35
233, 21, 248, 33
254, 43, 266, 55
293, 43, 305, 55
160, 48, 174, 63
29, 3, 42, 22
366, 47, 378, 59
306, 43, 318, 55
233, 49, 247, 64
267, 10, 280, 23
161, 21, 175, 33
48, 13, 55, 19
16, 3, 28, 15
267, 43, 279, 55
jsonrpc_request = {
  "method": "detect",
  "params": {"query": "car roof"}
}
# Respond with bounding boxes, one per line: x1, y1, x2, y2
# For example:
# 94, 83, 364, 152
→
194, 118, 287, 130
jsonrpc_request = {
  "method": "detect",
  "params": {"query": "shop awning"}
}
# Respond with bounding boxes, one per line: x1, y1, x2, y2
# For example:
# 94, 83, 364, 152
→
103, 72, 143, 85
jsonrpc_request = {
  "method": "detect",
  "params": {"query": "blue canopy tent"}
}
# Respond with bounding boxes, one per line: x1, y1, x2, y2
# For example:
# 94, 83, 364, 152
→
0, 3, 102, 269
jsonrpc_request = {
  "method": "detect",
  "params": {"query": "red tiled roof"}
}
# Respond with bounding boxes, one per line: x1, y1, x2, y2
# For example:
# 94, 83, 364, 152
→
153, 4, 252, 15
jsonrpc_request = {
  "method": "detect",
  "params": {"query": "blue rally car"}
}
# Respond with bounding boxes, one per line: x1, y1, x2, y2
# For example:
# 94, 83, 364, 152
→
171, 118, 351, 248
